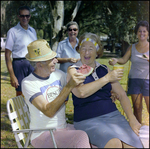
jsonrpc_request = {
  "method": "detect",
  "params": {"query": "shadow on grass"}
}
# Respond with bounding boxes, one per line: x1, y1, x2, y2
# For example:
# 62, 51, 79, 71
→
1, 104, 11, 131
66, 113, 74, 124
1, 137, 17, 148
1, 103, 7, 112
1, 120, 12, 131
1, 71, 9, 76
1, 80, 11, 85
1, 102, 12, 132
1, 71, 11, 84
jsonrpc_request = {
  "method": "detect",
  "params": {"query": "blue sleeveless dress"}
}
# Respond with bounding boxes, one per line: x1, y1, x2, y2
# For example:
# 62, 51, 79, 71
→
72, 60, 143, 148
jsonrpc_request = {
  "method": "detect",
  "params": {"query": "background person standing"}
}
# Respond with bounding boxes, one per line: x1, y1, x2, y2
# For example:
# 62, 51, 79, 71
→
56, 21, 80, 73
5, 6, 37, 96
109, 20, 149, 124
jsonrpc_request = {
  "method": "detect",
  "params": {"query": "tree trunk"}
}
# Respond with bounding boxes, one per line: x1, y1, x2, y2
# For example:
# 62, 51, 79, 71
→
50, 1, 64, 52
49, 1, 81, 69
121, 40, 129, 56
71, 1, 81, 21
49, 1, 81, 52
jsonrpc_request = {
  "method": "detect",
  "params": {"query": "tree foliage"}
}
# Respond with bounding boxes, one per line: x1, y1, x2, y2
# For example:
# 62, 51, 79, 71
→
75, 1, 149, 43
1, 1, 149, 54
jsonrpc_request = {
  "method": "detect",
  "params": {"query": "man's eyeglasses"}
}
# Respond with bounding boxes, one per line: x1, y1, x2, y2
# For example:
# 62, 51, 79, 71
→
68, 28, 78, 32
19, 15, 30, 18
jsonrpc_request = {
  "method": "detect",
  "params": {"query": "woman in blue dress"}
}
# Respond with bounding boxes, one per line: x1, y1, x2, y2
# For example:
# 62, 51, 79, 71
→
67, 32, 143, 148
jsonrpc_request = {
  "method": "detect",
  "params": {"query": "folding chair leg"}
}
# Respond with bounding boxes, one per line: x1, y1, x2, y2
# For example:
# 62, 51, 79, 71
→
24, 131, 32, 148
50, 130, 57, 148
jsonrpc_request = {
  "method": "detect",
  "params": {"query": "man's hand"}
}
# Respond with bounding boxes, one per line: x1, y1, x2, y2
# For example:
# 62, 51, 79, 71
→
10, 75, 19, 88
68, 72, 85, 87
69, 58, 80, 63
110, 90, 120, 102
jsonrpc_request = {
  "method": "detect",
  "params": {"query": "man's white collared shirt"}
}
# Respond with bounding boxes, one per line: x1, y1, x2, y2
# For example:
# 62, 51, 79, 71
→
5, 22, 37, 58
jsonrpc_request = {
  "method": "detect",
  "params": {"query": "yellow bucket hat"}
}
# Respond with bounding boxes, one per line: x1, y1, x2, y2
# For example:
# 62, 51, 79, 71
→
26, 39, 57, 61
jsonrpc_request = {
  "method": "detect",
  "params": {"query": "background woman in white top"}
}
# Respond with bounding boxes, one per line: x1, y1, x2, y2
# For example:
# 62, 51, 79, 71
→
56, 21, 80, 73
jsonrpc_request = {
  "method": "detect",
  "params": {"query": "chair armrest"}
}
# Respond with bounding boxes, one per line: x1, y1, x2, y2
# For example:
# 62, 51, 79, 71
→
13, 127, 56, 133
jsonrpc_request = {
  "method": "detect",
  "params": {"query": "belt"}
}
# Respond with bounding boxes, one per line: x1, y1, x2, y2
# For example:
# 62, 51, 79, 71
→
13, 57, 26, 61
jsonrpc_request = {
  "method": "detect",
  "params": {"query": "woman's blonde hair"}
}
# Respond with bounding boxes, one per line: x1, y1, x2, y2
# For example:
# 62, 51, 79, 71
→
76, 32, 103, 58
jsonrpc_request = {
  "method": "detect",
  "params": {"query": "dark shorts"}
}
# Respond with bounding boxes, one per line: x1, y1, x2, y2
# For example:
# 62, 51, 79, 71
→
12, 58, 34, 91
127, 78, 149, 96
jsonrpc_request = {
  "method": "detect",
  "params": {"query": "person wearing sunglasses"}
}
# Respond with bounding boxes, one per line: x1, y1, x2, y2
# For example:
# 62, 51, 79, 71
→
56, 21, 80, 73
5, 6, 37, 96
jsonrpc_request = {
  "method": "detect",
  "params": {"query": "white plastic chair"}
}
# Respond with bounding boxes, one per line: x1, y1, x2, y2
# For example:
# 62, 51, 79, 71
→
7, 95, 57, 148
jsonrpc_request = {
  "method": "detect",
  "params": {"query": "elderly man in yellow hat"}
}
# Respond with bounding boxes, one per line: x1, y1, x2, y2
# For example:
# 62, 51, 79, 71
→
21, 39, 91, 148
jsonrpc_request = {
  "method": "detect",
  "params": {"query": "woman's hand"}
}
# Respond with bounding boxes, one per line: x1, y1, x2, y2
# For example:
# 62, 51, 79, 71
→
105, 69, 123, 82
108, 58, 118, 66
110, 90, 120, 102
129, 117, 141, 136
69, 58, 80, 63
143, 54, 149, 62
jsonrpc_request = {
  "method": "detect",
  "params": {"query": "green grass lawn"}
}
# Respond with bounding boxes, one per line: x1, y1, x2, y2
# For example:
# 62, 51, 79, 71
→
1, 52, 149, 148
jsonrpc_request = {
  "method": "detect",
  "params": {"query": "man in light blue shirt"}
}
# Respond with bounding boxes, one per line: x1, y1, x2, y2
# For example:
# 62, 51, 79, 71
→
56, 21, 80, 73
5, 6, 37, 96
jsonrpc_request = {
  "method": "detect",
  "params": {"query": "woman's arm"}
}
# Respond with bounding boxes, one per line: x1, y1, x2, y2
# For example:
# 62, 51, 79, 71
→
109, 45, 132, 65
57, 57, 71, 63
57, 57, 80, 64
67, 66, 123, 98
110, 73, 141, 135
111, 80, 135, 120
